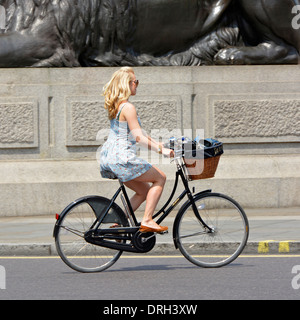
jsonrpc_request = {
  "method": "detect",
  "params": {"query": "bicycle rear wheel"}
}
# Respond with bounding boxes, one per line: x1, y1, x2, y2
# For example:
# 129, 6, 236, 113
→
174, 193, 249, 268
54, 196, 129, 273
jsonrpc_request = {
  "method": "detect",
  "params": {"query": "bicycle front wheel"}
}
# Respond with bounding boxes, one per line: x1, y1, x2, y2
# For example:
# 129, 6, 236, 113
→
54, 196, 128, 273
174, 193, 249, 268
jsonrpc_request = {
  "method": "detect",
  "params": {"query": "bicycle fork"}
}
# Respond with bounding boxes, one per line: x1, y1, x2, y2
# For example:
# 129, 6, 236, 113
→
189, 194, 213, 232
178, 168, 213, 232
172, 189, 214, 250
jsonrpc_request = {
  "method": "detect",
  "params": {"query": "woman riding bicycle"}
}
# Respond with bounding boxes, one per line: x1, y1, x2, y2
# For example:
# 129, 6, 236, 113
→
100, 67, 174, 234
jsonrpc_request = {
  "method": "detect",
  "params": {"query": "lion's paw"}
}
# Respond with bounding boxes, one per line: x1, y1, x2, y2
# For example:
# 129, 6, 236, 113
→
214, 47, 246, 65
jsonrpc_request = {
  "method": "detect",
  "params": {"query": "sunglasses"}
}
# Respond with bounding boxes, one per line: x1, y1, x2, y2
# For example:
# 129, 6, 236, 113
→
131, 80, 139, 86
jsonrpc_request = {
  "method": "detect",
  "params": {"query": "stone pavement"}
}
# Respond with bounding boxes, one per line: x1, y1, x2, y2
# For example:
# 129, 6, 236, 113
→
0, 208, 299, 256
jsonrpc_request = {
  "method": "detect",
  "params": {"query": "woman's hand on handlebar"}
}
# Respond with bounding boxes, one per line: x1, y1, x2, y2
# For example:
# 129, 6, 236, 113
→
162, 147, 175, 158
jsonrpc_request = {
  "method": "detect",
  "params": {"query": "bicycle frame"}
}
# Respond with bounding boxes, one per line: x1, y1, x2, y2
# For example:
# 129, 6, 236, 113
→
54, 150, 249, 271
92, 158, 212, 233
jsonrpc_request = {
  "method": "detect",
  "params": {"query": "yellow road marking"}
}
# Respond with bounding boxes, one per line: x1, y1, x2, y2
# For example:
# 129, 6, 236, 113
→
278, 241, 290, 253
258, 240, 297, 253
258, 240, 275, 253
0, 254, 300, 259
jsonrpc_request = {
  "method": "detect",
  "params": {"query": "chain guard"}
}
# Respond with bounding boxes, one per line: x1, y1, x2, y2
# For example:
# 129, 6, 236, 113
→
84, 228, 156, 253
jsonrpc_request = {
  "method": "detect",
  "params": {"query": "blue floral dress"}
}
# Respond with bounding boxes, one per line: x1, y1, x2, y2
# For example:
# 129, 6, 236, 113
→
100, 103, 152, 182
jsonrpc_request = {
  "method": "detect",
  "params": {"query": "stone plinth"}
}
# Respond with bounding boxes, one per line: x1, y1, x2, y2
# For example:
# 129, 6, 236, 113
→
0, 66, 299, 216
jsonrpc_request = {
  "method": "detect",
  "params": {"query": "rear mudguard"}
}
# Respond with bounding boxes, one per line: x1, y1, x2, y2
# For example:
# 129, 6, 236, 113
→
53, 195, 127, 238
172, 189, 211, 249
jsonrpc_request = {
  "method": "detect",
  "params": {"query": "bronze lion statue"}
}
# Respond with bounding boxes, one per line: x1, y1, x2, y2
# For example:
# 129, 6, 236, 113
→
0, 0, 298, 67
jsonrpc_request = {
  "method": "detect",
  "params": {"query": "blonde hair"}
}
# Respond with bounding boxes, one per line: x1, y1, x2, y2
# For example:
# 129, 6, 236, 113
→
103, 67, 135, 120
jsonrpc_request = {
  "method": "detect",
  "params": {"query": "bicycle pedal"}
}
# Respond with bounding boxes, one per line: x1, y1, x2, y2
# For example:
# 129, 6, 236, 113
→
158, 230, 168, 235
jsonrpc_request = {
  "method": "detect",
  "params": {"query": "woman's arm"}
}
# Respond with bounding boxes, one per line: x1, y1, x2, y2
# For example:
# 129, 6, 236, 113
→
147, 135, 163, 149
123, 103, 173, 157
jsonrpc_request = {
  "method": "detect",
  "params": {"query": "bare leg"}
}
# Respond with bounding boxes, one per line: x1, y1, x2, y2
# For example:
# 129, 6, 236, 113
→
124, 166, 166, 229
125, 181, 150, 212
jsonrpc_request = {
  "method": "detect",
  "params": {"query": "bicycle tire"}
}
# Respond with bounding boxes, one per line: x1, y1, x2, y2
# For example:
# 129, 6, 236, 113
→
54, 196, 129, 273
174, 192, 249, 268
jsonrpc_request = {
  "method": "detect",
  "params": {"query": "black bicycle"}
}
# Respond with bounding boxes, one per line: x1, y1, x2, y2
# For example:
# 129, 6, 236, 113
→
53, 140, 249, 272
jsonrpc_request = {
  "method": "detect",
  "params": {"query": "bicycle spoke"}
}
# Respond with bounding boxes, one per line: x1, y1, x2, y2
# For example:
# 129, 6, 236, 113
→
55, 198, 128, 272
60, 226, 85, 238
179, 230, 208, 239
175, 193, 249, 268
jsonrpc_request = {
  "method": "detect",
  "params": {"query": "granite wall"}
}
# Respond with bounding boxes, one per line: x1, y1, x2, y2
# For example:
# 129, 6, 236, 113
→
0, 66, 299, 216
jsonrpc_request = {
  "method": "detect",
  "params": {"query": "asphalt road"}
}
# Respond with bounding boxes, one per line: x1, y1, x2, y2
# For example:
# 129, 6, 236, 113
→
0, 255, 300, 301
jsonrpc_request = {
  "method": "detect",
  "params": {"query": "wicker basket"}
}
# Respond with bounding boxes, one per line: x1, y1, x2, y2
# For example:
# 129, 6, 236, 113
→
184, 155, 221, 180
